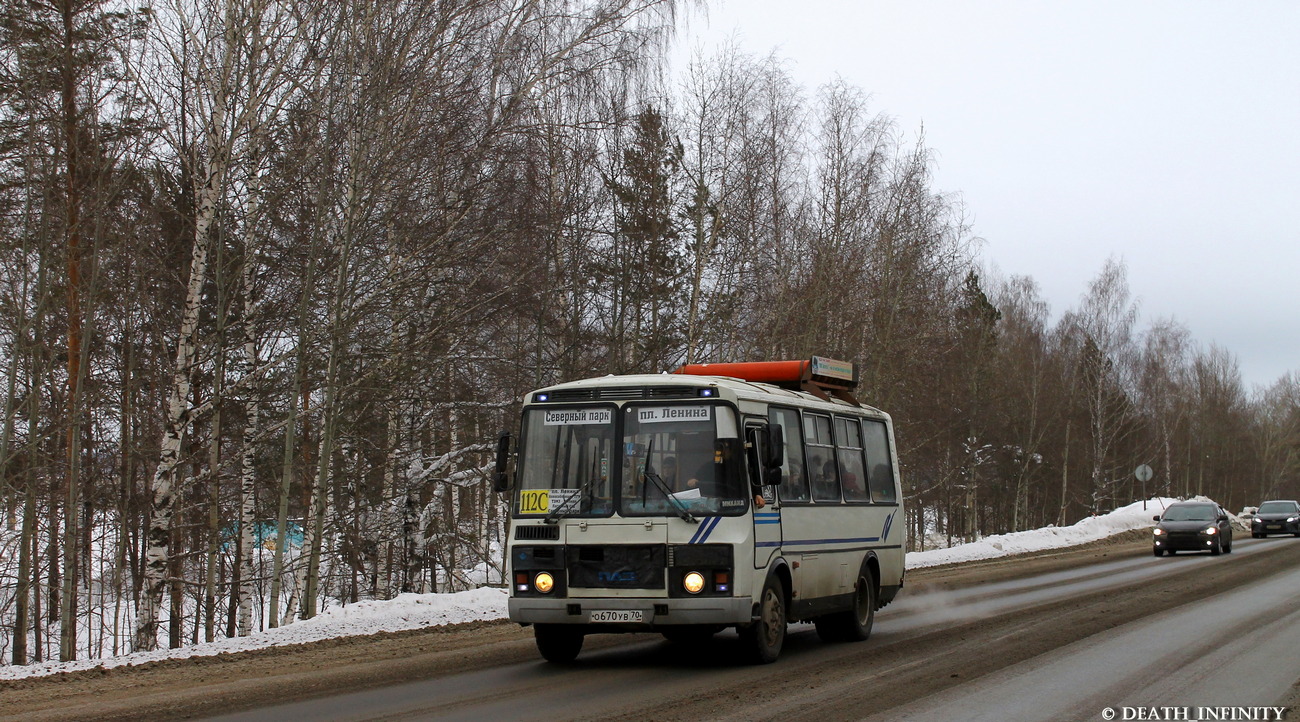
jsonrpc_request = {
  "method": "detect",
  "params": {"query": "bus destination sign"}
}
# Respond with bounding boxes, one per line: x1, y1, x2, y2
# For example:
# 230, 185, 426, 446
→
637, 406, 712, 423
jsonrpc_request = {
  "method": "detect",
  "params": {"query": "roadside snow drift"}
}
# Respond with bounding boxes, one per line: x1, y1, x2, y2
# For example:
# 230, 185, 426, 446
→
906, 497, 1193, 569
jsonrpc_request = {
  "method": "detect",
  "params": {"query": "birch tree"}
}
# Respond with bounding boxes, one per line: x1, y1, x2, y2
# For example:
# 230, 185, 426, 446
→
1068, 257, 1140, 513
1137, 318, 1193, 498
132, 0, 321, 651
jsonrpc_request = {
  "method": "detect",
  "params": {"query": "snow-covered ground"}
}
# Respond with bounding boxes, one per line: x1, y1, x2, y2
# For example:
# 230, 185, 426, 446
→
0, 497, 1192, 681
906, 496, 1187, 568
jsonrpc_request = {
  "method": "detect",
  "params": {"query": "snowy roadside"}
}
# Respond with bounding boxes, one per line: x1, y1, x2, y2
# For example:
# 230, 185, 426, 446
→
0, 497, 1189, 681
905, 496, 1194, 568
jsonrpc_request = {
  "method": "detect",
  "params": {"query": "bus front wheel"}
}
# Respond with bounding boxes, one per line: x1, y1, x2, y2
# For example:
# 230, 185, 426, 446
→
534, 624, 584, 663
739, 575, 787, 664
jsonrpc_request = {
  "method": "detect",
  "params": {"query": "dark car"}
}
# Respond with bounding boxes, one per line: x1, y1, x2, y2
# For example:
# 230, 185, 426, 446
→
1251, 499, 1300, 538
1152, 501, 1233, 556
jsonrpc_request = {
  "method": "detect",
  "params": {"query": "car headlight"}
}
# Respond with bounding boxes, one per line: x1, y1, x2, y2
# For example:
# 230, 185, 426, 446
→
1252, 517, 1263, 524
1288, 516, 1299, 523
1202, 526, 1218, 535
1152, 528, 1165, 536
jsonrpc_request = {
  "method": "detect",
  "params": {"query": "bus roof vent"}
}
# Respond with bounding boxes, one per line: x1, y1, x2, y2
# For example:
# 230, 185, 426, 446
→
540, 386, 698, 403
672, 356, 861, 405
546, 388, 597, 402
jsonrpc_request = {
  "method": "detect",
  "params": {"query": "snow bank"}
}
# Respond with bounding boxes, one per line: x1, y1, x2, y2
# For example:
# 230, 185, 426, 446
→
0, 587, 509, 681
905, 496, 1191, 569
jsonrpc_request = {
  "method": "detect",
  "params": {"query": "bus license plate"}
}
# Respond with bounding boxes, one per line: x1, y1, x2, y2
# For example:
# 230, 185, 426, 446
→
589, 610, 642, 623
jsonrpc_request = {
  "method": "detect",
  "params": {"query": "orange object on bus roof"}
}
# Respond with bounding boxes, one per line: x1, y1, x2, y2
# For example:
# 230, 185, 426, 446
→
673, 357, 859, 400
673, 360, 810, 384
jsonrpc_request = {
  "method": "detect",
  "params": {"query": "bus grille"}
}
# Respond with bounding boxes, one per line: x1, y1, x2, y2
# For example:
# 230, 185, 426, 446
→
566, 544, 666, 589
514, 525, 560, 541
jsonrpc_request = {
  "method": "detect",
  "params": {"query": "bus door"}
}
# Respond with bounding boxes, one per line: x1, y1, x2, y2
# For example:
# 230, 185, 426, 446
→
746, 422, 782, 569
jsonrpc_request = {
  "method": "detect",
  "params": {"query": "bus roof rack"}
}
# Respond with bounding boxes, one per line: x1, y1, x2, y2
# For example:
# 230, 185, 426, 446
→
672, 356, 861, 406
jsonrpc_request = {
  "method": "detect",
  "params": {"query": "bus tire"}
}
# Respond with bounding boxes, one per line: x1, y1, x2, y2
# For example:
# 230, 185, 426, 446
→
739, 574, 786, 664
814, 565, 876, 643
534, 624, 584, 663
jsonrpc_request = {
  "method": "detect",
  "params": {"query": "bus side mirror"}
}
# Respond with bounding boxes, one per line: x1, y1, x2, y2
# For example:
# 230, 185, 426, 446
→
493, 431, 513, 493
763, 424, 784, 469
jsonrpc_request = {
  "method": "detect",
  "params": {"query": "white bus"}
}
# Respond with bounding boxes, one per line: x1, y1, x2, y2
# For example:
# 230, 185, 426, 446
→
493, 357, 905, 664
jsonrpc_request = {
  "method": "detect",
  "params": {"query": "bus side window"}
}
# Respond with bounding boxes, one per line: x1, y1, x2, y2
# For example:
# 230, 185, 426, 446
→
836, 417, 869, 502
805, 413, 839, 503
770, 408, 808, 502
862, 419, 897, 503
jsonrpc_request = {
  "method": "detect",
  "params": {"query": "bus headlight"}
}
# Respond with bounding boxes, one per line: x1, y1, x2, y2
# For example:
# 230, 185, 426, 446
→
683, 571, 706, 595
534, 572, 555, 594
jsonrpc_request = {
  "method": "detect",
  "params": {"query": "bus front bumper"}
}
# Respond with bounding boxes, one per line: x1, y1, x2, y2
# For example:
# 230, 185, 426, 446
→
509, 595, 754, 627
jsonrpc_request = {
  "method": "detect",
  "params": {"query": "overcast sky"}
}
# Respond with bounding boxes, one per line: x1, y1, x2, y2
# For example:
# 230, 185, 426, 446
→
674, 0, 1299, 390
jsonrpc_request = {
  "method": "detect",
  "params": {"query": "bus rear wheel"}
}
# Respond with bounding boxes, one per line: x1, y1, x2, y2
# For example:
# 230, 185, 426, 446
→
534, 624, 584, 663
739, 575, 786, 664
814, 566, 877, 643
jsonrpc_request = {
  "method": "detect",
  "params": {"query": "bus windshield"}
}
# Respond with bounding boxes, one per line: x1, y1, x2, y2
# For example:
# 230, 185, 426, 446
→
516, 407, 616, 517
619, 404, 748, 517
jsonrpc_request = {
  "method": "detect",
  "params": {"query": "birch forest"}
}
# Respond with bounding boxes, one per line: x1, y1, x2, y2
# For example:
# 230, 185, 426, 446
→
3, 0, 1299, 666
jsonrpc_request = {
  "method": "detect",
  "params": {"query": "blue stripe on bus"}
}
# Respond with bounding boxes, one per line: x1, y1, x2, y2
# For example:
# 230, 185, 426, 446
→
688, 518, 711, 544
694, 516, 722, 544
754, 536, 881, 548
689, 516, 720, 544
754, 519, 782, 524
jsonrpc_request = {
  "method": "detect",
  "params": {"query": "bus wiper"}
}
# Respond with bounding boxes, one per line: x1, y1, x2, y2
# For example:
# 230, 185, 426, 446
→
643, 467, 698, 524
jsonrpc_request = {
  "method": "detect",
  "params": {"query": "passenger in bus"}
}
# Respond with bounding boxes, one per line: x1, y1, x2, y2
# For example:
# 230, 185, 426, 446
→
841, 463, 866, 499
815, 460, 839, 498
781, 463, 809, 501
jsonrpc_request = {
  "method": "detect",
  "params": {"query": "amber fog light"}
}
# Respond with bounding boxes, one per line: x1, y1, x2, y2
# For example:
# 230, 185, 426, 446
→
534, 572, 555, 594
683, 571, 705, 594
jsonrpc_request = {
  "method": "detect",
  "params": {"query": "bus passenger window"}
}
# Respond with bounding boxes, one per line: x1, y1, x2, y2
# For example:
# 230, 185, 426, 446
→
862, 419, 897, 503
770, 408, 808, 502
804, 414, 839, 503
836, 417, 869, 502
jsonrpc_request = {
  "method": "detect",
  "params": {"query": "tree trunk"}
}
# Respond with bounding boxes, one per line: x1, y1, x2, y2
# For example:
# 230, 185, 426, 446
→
135, 146, 224, 651
303, 383, 338, 619
237, 274, 260, 636
58, 0, 85, 664
204, 401, 221, 643
169, 523, 183, 649
13, 481, 36, 664
1, 321, 19, 533
268, 344, 306, 628
1058, 420, 1071, 526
